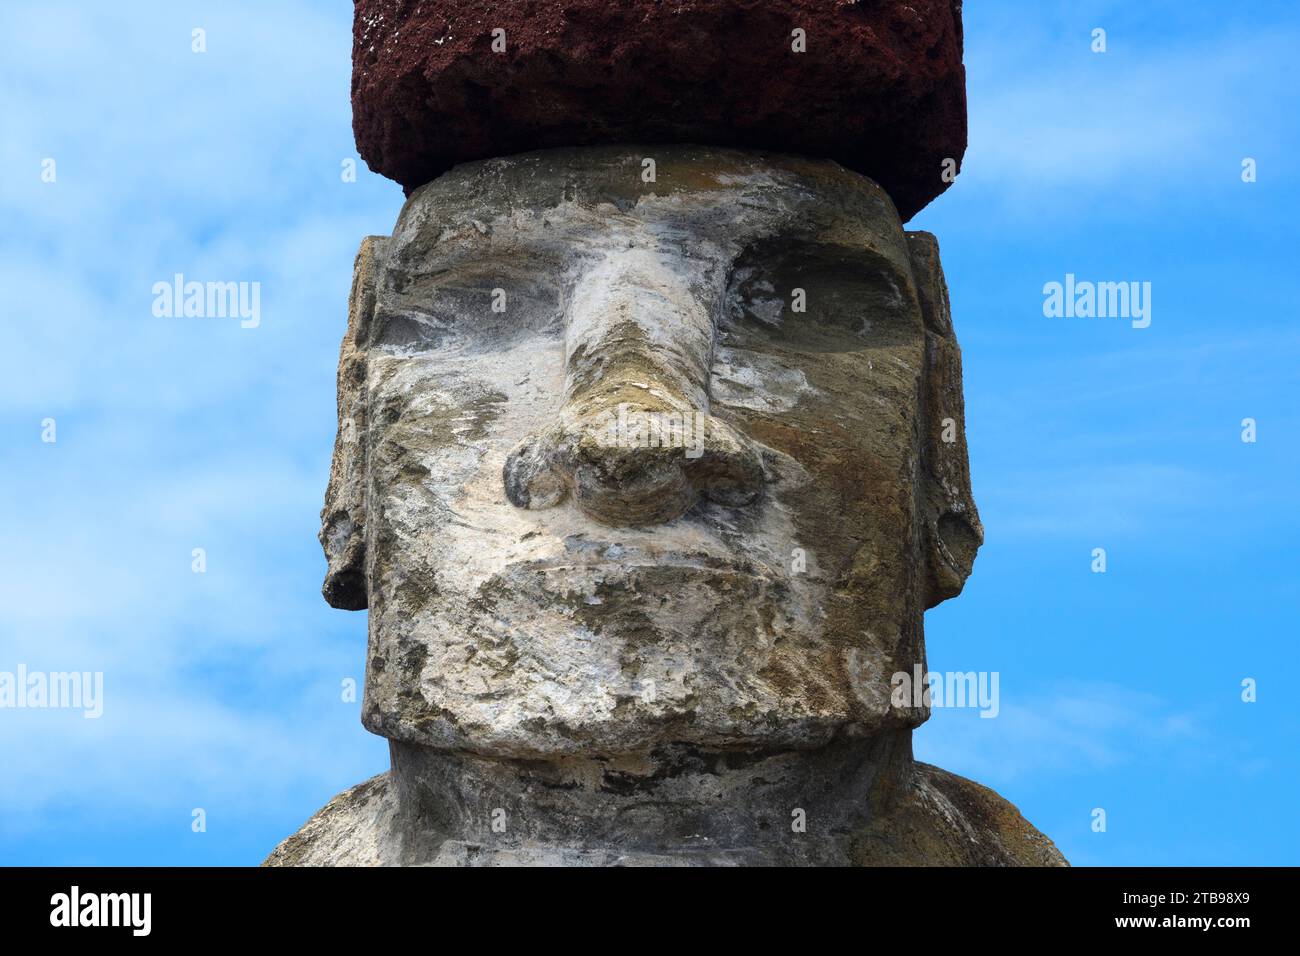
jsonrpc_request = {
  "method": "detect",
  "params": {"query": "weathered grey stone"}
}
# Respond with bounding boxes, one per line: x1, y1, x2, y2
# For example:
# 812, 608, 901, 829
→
265, 738, 1064, 866
271, 146, 1064, 866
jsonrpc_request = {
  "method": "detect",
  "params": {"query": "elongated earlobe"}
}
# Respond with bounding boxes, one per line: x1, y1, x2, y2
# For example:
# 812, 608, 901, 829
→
907, 231, 983, 608
320, 236, 387, 610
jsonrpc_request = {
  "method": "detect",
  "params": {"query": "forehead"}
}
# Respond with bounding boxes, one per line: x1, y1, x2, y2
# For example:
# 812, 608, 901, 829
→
372, 147, 921, 331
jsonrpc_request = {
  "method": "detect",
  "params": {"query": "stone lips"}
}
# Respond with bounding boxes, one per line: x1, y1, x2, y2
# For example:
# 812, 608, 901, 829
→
352, 0, 967, 221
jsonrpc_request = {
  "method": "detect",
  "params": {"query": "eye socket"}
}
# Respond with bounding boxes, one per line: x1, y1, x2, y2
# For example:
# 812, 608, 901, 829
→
371, 306, 455, 350
723, 242, 921, 349
370, 265, 565, 352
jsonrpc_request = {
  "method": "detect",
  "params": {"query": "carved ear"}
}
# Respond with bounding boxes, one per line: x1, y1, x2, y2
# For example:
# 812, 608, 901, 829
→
907, 231, 984, 609
320, 236, 387, 610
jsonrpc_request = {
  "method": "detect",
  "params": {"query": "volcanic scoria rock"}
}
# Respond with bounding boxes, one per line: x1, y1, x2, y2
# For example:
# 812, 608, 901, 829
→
351, 0, 967, 221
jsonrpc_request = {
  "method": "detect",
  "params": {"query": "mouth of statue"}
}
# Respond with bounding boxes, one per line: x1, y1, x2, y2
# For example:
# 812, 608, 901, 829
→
518, 557, 782, 577
475, 556, 803, 606
456, 557, 806, 637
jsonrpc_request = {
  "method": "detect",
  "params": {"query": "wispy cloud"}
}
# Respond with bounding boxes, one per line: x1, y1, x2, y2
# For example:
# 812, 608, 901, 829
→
920, 5, 1300, 225
914, 680, 1202, 783
0, 1, 399, 853
2, 1, 1297, 866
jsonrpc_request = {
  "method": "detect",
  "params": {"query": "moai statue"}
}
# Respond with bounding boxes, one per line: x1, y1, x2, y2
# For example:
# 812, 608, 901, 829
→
266, 1, 1065, 866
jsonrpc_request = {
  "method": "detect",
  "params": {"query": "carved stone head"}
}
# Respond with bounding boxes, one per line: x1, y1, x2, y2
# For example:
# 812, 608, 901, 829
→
320, 146, 981, 758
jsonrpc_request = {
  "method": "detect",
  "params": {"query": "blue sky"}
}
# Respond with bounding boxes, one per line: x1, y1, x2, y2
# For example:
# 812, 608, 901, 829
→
2, 1, 1296, 866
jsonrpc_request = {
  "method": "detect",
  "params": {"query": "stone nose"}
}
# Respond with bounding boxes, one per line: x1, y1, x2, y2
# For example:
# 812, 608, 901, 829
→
504, 246, 764, 524
503, 390, 764, 526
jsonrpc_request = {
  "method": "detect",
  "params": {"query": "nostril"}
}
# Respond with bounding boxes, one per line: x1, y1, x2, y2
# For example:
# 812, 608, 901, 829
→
503, 431, 569, 510
503, 401, 765, 525
693, 456, 763, 508
687, 421, 765, 508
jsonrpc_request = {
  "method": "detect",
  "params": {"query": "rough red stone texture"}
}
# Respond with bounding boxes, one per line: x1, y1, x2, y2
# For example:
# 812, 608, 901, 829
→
352, 0, 966, 221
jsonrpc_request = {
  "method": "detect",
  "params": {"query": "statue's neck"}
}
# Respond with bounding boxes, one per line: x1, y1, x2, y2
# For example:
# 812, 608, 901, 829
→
386, 732, 913, 865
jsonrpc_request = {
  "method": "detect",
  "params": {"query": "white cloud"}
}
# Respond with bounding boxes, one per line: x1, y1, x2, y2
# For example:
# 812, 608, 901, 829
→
0, 1, 400, 842
914, 680, 1202, 783
925, 11, 1300, 221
